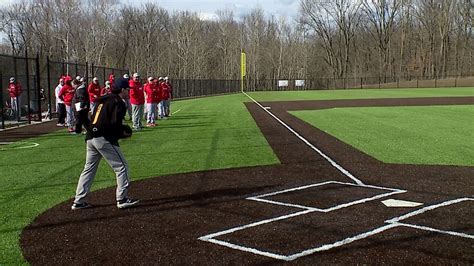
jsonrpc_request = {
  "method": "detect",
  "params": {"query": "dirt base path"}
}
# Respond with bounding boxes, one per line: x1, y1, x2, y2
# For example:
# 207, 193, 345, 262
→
0, 120, 58, 142
21, 97, 474, 265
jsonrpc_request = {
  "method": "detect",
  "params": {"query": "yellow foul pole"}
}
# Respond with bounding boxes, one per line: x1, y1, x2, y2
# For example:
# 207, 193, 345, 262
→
241, 51, 246, 92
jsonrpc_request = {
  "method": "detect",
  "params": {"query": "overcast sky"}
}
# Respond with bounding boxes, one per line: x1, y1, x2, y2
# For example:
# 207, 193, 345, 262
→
0, 0, 301, 21
125, 0, 300, 20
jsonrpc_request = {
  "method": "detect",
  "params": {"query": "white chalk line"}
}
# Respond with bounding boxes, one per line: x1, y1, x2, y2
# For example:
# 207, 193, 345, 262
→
199, 181, 407, 260
199, 209, 314, 240
0, 141, 39, 151
247, 181, 406, 213
394, 222, 474, 240
202, 238, 290, 261
286, 223, 400, 261
199, 92, 472, 260
242, 91, 364, 185
385, 198, 473, 224
385, 197, 474, 240
172, 108, 182, 115
200, 197, 474, 261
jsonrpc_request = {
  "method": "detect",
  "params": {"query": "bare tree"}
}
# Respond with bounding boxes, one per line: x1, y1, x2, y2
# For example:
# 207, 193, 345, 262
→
362, 0, 403, 79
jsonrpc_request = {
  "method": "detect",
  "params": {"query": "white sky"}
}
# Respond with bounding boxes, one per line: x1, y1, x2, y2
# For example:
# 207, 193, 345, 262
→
122, 0, 300, 20
0, 0, 301, 21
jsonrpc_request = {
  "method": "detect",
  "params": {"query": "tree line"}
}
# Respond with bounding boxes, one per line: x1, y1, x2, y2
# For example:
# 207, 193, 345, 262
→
0, 0, 472, 84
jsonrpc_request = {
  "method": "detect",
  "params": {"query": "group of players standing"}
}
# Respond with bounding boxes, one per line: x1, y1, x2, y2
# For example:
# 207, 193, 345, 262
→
54, 73, 173, 134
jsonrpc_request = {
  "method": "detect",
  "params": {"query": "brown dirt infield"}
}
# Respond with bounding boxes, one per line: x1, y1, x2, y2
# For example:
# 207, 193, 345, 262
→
20, 97, 474, 265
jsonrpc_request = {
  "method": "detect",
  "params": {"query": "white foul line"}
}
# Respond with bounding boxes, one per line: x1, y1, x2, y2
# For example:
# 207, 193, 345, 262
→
394, 222, 474, 240
242, 91, 364, 185
384, 197, 474, 240
172, 109, 182, 115
199, 197, 474, 261
385, 198, 473, 224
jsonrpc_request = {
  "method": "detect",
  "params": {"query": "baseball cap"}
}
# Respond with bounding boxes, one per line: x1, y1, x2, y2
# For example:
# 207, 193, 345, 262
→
123, 74, 130, 79
93, 77, 99, 81
113, 77, 130, 93
9, 77, 15, 82
164, 76, 169, 80
148, 77, 154, 82
133, 73, 140, 78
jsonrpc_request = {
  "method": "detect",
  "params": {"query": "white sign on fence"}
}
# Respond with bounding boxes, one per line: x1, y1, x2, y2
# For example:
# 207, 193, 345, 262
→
295, 80, 305, 87
278, 80, 289, 87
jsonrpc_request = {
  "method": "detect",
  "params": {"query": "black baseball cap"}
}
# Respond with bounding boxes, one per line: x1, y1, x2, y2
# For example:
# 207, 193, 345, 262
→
112, 77, 130, 93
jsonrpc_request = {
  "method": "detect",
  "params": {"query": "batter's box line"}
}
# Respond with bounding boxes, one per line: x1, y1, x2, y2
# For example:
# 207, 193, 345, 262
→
198, 181, 406, 261
199, 222, 400, 261
385, 197, 474, 240
246, 181, 406, 212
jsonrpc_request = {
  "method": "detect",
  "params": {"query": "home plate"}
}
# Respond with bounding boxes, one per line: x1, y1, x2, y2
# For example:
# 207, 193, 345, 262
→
382, 199, 423, 208
264, 106, 271, 110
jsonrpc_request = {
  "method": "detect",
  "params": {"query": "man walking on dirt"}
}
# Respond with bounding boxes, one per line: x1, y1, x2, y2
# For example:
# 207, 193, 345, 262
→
71, 77, 139, 210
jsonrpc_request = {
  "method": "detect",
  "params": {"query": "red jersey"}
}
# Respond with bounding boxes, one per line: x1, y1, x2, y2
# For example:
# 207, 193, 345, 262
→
88, 82, 101, 103
160, 82, 171, 100
108, 74, 115, 88
58, 83, 75, 106
144, 83, 160, 103
8, 83, 22, 97
129, 79, 144, 105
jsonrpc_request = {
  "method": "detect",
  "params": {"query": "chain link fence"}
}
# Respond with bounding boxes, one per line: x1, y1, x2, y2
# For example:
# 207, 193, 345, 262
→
1, 53, 128, 129
2, 52, 473, 130
243, 75, 474, 91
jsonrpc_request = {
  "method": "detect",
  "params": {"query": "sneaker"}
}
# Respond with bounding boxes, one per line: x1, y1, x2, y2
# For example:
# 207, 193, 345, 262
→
71, 202, 92, 210
56, 123, 65, 127
117, 198, 139, 209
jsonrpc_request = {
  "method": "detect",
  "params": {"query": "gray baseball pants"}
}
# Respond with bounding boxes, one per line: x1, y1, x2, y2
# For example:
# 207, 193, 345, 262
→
74, 137, 130, 204
131, 104, 144, 129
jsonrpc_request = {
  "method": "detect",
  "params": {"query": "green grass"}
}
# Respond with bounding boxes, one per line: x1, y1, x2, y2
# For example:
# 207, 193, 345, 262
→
290, 105, 474, 166
0, 93, 279, 264
248, 87, 474, 101
0, 87, 472, 264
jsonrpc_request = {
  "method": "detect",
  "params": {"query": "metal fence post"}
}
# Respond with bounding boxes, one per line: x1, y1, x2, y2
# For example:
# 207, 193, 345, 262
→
36, 54, 42, 122
25, 50, 31, 124
46, 56, 52, 119
86, 62, 90, 83
0, 70, 4, 129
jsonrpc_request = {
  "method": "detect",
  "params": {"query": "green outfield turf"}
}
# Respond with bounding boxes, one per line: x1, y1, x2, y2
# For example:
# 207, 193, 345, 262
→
0, 88, 472, 264
247, 87, 474, 101
0, 93, 278, 264
290, 105, 474, 166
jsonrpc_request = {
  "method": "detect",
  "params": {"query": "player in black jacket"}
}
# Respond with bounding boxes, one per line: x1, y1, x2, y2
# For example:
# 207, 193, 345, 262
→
72, 77, 139, 210
72, 79, 90, 134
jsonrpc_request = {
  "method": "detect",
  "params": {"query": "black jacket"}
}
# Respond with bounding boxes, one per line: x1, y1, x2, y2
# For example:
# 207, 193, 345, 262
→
86, 93, 127, 145
73, 84, 90, 109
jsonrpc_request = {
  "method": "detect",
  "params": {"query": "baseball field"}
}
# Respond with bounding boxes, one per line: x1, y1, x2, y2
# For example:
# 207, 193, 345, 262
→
1, 87, 473, 264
